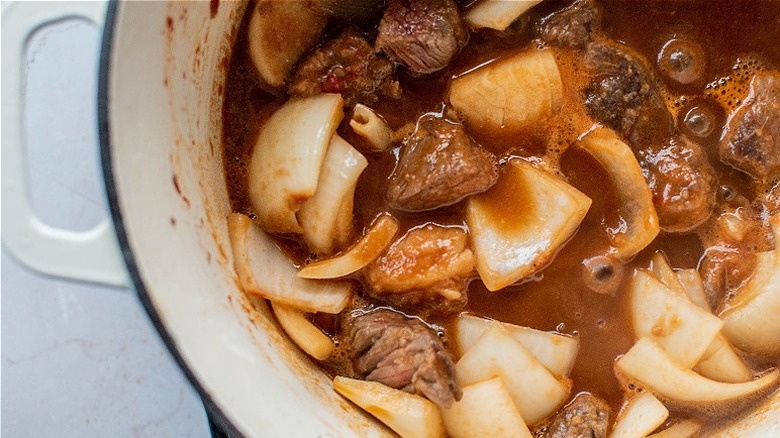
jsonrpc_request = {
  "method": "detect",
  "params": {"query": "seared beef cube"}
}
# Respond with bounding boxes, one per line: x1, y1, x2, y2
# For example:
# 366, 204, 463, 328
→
288, 28, 400, 106
764, 180, 780, 215
642, 136, 717, 232
720, 72, 780, 181
584, 42, 674, 149
364, 224, 474, 316
387, 115, 497, 212
542, 393, 611, 438
348, 309, 462, 408
536, 0, 601, 49
376, 0, 468, 75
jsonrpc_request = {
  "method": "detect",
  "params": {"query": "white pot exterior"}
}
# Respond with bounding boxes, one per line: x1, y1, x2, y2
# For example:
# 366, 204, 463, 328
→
97, 2, 779, 437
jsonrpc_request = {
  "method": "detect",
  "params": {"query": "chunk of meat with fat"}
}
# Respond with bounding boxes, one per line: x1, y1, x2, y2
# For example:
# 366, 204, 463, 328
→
364, 224, 474, 315
376, 0, 468, 75
720, 72, 780, 181
347, 309, 462, 408
288, 28, 400, 107
641, 136, 717, 232
536, 0, 601, 49
387, 115, 498, 212
584, 41, 674, 149
541, 393, 611, 438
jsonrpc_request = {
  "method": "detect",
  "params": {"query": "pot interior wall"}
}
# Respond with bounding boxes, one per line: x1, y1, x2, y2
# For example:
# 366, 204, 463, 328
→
104, 2, 386, 436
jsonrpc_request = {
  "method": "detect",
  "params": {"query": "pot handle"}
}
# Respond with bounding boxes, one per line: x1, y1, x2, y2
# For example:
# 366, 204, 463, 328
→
1, 1, 129, 287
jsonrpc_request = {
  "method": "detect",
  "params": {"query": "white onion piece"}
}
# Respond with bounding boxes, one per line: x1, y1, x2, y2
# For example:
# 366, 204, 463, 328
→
579, 128, 660, 261
610, 392, 669, 438
227, 213, 353, 313
456, 314, 579, 378
650, 253, 686, 296
464, 0, 543, 31
646, 419, 701, 438
333, 376, 445, 438
271, 302, 334, 361
720, 214, 780, 356
675, 268, 710, 310
248, 0, 327, 88
298, 214, 399, 279
248, 94, 344, 234
297, 135, 368, 255
615, 338, 780, 406
456, 325, 570, 426
467, 159, 591, 291
440, 377, 532, 438
350, 104, 393, 152
630, 270, 723, 368
449, 48, 563, 132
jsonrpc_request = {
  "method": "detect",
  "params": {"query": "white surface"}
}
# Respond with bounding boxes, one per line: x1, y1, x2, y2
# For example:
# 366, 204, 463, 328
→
1, 5, 212, 437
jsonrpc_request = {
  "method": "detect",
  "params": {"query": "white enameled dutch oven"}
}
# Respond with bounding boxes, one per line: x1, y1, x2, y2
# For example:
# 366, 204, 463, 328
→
2, 2, 780, 437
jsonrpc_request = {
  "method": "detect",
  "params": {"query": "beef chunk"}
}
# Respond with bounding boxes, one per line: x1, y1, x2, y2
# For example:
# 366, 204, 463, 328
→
387, 116, 497, 211
720, 72, 780, 181
641, 136, 717, 232
376, 0, 468, 75
536, 0, 601, 49
288, 28, 400, 106
542, 393, 610, 438
364, 224, 474, 316
764, 180, 780, 215
584, 42, 674, 149
348, 309, 462, 407
699, 206, 772, 308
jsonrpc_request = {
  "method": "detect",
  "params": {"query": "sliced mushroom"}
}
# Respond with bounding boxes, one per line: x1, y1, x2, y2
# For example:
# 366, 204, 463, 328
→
467, 159, 592, 291
610, 392, 669, 438
464, 0, 543, 31
456, 325, 571, 426
630, 270, 724, 369
615, 338, 780, 408
297, 135, 368, 255
720, 214, 780, 356
440, 377, 533, 438
333, 376, 445, 438
248, 94, 344, 234
456, 314, 579, 379
578, 128, 660, 261
449, 48, 563, 133
298, 214, 399, 279
271, 302, 334, 361
248, 0, 327, 88
227, 213, 353, 313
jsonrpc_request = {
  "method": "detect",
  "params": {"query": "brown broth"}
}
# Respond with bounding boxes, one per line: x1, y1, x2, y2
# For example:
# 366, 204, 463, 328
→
222, 0, 780, 431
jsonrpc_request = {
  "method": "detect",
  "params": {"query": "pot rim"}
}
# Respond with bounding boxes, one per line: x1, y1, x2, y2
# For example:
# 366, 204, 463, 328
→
97, 2, 244, 437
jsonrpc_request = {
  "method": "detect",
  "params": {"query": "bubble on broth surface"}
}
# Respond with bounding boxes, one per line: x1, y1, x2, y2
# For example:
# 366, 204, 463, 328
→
683, 106, 715, 137
658, 38, 706, 85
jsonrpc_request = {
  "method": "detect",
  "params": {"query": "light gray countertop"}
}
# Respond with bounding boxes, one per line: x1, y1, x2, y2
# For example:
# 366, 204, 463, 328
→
1, 3, 211, 436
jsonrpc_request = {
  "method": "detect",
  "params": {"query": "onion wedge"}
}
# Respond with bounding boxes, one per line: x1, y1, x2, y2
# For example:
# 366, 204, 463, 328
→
464, 0, 543, 31
630, 271, 724, 368
646, 419, 701, 438
720, 214, 780, 356
271, 302, 334, 361
333, 376, 445, 438
248, 0, 327, 88
449, 48, 563, 133
675, 268, 710, 310
440, 377, 532, 438
579, 128, 660, 261
298, 214, 400, 279
248, 94, 344, 234
456, 314, 578, 378
227, 213, 353, 313
467, 159, 592, 291
615, 338, 780, 407
297, 135, 368, 255
456, 325, 570, 426
610, 392, 669, 438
